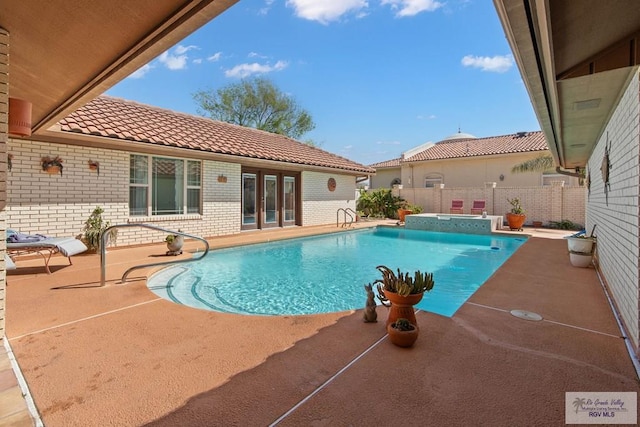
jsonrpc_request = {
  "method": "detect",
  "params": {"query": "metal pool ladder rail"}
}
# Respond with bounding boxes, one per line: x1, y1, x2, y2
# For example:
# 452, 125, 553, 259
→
100, 224, 209, 286
336, 208, 357, 228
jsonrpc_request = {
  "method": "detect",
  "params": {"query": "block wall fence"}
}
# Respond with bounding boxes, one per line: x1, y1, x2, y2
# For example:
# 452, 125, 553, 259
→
6, 138, 356, 247
393, 182, 586, 228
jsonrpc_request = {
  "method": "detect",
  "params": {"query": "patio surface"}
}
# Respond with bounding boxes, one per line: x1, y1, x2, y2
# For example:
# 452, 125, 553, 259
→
1, 221, 639, 426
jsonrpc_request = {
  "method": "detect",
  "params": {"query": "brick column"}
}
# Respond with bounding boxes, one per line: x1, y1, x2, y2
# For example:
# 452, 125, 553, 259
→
0, 27, 8, 339
484, 182, 496, 214
550, 180, 565, 222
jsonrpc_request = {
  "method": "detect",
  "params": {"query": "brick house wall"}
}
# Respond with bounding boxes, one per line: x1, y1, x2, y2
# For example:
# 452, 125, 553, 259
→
7, 139, 358, 246
302, 171, 357, 226
586, 70, 640, 352
0, 28, 8, 338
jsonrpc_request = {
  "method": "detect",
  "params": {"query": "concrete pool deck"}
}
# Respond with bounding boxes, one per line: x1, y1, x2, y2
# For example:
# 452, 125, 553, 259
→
2, 221, 639, 426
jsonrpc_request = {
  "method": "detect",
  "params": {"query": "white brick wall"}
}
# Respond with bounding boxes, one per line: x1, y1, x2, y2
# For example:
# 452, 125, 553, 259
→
6, 140, 360, 245
0, 27, 9, 338
586, 70, 640, 351
302, 171, 357, 226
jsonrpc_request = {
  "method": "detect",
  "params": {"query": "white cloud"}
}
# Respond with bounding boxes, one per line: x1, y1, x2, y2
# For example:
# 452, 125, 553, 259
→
225, 60, 289, 78
381, 0, 443, 17
376, 140, 402, 145
260, 0, 276, 15
207, 52, 222, 62
248, 52, 268, 59
417, 114, 436, 120
128, 64, 153, 79
193, 58, 202, 64
174, 44, 199, 55
461, 54, 514, 73
286, 0, 369, 24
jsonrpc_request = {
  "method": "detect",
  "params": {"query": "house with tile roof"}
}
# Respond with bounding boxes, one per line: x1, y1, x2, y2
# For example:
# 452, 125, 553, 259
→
369, 130, 580, 189
6, 96, 374, 246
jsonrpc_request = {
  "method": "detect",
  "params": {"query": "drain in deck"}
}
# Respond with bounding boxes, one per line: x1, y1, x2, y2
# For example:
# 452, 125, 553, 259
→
510, 309, 543, 321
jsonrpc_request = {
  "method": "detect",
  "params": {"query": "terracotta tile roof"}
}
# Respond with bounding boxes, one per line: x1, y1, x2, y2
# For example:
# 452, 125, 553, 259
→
58, 96, 374, 174
369, 158, 401, 168
404, 131, 547, 162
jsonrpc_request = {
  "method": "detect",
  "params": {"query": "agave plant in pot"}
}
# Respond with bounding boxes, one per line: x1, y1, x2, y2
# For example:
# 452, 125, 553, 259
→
374, 265, 435, 329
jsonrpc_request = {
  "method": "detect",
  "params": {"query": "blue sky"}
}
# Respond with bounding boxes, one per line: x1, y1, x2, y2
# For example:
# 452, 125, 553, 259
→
106, 0, 540, 166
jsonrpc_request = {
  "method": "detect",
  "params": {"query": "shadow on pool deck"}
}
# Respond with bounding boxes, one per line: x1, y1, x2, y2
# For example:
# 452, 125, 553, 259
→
2, 222, 639, 426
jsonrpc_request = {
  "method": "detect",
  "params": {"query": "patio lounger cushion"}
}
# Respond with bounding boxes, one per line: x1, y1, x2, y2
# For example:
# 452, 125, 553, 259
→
4, 255, 16, 270
7, 235, 88, 274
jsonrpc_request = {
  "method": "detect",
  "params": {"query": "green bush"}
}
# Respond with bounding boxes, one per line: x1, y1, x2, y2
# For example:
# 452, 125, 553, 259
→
548, 219, 582, 230
356, 188, 406, 219
82, 206, 117, 251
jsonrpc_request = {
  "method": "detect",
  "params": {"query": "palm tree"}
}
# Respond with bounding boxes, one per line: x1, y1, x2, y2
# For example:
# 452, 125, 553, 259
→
511, 154, 555, 173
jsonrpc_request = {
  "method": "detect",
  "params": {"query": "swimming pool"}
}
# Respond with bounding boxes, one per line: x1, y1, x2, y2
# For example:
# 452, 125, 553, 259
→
147, 227, 527, 317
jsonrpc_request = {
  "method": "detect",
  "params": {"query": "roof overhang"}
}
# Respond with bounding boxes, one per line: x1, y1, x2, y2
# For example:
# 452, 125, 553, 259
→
493, 0, 640, 169
1, 0, 238, 134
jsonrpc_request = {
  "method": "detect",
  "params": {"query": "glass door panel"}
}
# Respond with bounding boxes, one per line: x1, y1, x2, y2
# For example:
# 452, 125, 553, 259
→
263, 175, 278, 226
284, 176, 295, 223
242, 173, 257, 228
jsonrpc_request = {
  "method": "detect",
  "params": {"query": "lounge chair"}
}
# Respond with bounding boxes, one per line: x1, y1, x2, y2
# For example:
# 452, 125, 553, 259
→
470, 200, 486, 215
450, 200, 464, 214
6, 231, 88, 274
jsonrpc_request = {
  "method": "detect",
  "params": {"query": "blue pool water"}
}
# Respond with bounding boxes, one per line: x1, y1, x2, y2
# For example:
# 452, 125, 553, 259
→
147, 227, 527, 317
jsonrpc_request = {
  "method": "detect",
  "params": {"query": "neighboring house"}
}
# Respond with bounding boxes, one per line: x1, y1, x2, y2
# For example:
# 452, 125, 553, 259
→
368, 158, 401, 189
6, 96, 374, 246
369, 130, 579, 189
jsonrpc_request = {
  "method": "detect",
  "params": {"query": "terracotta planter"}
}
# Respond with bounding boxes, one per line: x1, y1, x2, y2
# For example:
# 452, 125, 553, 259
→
45, 165, 62, 175
387, 322, 419, 348
505, 213, 526, 231
8, 97, 32, 137
382, 289, 423, 327
397, 209, 412, 222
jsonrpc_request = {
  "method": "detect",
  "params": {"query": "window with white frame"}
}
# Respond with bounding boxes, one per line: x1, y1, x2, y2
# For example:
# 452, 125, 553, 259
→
129, 154, 201, 216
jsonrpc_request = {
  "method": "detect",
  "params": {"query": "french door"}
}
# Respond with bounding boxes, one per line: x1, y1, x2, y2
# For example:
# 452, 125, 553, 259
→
241, 169, 299, 230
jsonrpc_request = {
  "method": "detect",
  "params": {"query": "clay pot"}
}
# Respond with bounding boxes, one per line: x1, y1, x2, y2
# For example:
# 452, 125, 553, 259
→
387, 321, 419, 347
382, 289, 423, 327
505, 213, 526, 231
397, 209, 412, 222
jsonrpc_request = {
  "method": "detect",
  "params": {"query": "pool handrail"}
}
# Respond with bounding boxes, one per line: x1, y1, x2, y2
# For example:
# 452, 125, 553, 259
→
100, 224, 209, 286
336, 208, 356, 228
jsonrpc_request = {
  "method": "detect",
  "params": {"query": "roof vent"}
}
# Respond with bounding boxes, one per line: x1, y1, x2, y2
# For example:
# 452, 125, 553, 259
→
574, 98, 601, 111
515, 131, 528, 138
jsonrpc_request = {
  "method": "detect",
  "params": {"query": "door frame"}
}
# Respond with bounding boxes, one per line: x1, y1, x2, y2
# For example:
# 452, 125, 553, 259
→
241, 168, 301, 230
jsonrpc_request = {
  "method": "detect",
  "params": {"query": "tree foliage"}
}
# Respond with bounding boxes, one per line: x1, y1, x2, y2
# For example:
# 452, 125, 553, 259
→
511, 154, 555, 173
193, 77, 315, 140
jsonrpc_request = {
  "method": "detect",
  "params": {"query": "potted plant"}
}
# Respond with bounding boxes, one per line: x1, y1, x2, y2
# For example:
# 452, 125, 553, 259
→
82, 206, 117, 252
41, 155, 64, 175
387, 318, 419, 348
165, 231, 184, 255
505, 197, 526, 231
374, 265, 435, 328
567, 226, 596, 267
